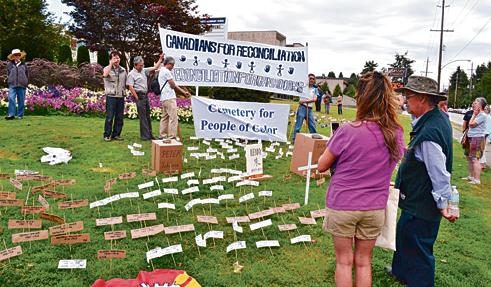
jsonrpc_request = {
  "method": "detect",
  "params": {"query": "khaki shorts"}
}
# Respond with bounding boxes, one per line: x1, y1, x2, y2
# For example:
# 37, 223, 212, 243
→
323, 208, 385, 240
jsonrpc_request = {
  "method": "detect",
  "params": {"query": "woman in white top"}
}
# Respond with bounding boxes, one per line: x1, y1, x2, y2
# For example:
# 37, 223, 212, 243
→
463, 97, 488, 184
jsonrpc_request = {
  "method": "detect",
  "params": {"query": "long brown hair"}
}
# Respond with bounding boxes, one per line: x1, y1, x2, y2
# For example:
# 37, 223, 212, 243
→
355, 71, 403, 162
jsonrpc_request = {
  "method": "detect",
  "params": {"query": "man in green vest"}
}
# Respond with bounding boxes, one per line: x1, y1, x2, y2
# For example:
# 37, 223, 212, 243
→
387, 76, 458, 286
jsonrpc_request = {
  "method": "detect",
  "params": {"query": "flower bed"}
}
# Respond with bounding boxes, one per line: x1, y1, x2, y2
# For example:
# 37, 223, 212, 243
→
0, 85, 193, 122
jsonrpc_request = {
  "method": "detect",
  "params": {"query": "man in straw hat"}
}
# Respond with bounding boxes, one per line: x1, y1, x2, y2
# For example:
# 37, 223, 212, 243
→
5, 49, 29, 120
386, 76, 458, 286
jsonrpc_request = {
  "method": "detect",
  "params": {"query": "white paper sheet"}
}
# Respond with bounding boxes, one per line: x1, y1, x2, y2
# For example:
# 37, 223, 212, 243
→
143, 189, 161, 200
58, 259, 87, 269
290, 234, 312, 244
256, 240, 280, 248
239, 193, 255, 203
232, 221, 243, 233
226, 241, 247, 253
157, 202, 176, 210
138, 181, 154, 189
249, 219, 272, 231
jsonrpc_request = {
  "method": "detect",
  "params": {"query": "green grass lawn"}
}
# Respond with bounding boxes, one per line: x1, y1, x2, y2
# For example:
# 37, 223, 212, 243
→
0, 106, 490, 287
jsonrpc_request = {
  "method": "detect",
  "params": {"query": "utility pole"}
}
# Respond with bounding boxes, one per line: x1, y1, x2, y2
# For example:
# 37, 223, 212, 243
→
421, 57, 433, 77
468, 61, 474, 97
431, 0, 454, 92
454, 72, 459, 109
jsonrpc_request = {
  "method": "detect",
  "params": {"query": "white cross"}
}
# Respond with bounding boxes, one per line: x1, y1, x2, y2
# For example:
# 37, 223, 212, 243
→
297, 152, 315, 205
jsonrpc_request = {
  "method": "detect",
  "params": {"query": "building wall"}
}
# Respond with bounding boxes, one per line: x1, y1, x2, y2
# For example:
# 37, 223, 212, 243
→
228, 31, 286, 46
315, 78, 348, 94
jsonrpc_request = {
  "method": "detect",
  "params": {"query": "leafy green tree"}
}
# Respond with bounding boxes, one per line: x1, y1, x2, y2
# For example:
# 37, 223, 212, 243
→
62, 0, 208, 65
389, 51, 415, 84
77, 45, 90, 65
474, 67, 491, 104
57, 44, 73, 64
97, 49, 109, 67
0, 0, 68, 61
348, 73, 359, 87
333, 84, 342, 97
361, 61, 378, 74
328, 71, 336, 78
448, 66, 470, 108
344, 84, 356, 98
319, 82, 331, 95
338, 72, 344, 78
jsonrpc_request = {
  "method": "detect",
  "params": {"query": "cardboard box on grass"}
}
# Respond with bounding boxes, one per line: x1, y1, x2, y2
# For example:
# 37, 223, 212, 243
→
151, 140, 183, 174
290, 133, 329, 178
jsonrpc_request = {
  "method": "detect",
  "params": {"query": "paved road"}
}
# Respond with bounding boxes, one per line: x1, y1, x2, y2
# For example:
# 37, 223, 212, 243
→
448, 111, 491, 166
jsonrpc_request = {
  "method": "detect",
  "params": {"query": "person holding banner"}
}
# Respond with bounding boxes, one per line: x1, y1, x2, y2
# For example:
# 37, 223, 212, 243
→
127, 54, 163, 140
158, 56, 191, 140
317, 71, 405, 287
292, 73, 319, 141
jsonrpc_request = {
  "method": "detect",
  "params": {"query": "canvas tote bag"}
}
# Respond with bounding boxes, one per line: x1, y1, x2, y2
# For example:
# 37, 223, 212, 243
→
375, 187, 400, 251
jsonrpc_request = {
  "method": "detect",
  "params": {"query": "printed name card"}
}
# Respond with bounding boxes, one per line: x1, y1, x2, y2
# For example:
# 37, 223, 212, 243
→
0, 199, 24, 207
270, 206, 286, 214
236, 180, 260, 187
232, 221, 243, 233
249, 219, 272, 231
161, 176, 178, 183
200, 198, 220, 205
163, 188, 179, 195
118, 172, 137, 180
42, 190, 67, 199
239, 193, 255, 203
0, 192, 16, 200
49, 221, 84, 236
53, 179, 76, 186
0, 246, 22, 262
38, 195, 49, 207
278, 224, 298, 232
184, 199, 201, 211
195, 234, 206, 247
187, 179, 200, 186
181, 172, 195, 179
181, 186, 199, 195
130, 224, 165, 239
256, 240, 280, 248
58, 199, 89, 210
218, 194, 234, 201
32, 182, 56, 192
97, 250, 126, 259
8, 219, 42, 229
95, 216, 123, 226
143, 189, 161, 200
20, 205, 46, 214
157, 202, 176, 210
299, 217, 317, 225
248, 209, 275, 220
291, 235, 312, 244
204, 230, 224, 240
0, 173, 10, 179
197, 215, 218, 224
164, 224, 195, 235
58, 259, 86, 269
10, 178, 23, 190
104, 230, 127, 241
229, 154, 240, 160
51, 233, 90, 245
40, 213, 65, 225
138, 181, 154, 190
126, 213, 157, 223
104, 178, 117, 192
226, 241, 246, 253
258, 190, 273, 197
282, 203, 301, 211
187, 146, 199, 151
227, 175, 242, 183
12, 230, 49, 243
310, 209, 328, 219
146, 244, 183, 262
226, 216, 250, 223
210, 185, 224, 191
142, 169, 157, 177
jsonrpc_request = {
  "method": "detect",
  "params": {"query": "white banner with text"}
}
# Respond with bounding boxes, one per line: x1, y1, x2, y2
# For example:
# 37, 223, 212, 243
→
159, 28, 309, 97
191, 96, 290, 142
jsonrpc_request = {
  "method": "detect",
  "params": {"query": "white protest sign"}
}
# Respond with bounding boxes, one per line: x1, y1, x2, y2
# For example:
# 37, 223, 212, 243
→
159, 27, 309, 97
245, 143, 263, 176
191, 96, 290, 142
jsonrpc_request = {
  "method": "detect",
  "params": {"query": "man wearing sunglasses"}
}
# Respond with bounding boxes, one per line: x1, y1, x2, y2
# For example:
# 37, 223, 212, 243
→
292, 73, 319, 141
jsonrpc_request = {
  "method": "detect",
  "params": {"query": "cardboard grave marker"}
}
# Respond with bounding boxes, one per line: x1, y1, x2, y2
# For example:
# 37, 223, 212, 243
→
130, 224, 165, 239
278, 224, 298, 232
164, 224, 195, 235
282, 203, 301, 211
42, 190, 67, 199
200, 198, 219, 205
142, 169, 157, 177
181, 186, 199, 195
104, 230, 127, 241
51, 233, 90, 245
126, 213, 157, 223
271, 206, 286, 214
258, 190, 273, 197
310, 209, 328, 219
161, 176, 179, 183
53, 179, 76, 186
248, 209, 275, 220
40, 213, 65, 225
226, 216, 250, 223
49, 221, 84, 236
239, 193, 255, 203
58, 199, 88, 210
249, 219, 273, 231
0, 246, 22, 262
118, 172, 137, 180
0, 192, 16, 200
37, 195, 49, 208
197, 215, 218, 225
21, 205, 46, 214
204, 230, 224, 241
0, 199, 24, 207
142, 189, 161, 200
146, 244, 183, 263
256, 240, 280, 248
96, 216, 123, 227
299, 217, 317, 225
138, 181, 154, 190
58, 259, 86, 269
104, 178, 117, 192
163, 188, 179, 195
12, 230, 49, 243
226, 241, 246, 253
157, 202, 176, 210
195, 234, 207, 248
0, 173, 10, 179
181, 172, 195, 179
184, 199, 201, 211
8, 219, 42, 229
9, 178, 23, 190
218, 194, 234, 201
97, 250, 126, 259
32, 182, 57, 193
291, 234, 312, 244
232, 221, 243, 233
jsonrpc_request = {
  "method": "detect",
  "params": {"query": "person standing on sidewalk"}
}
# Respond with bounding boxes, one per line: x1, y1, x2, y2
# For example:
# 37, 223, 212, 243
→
5, 49, 29, 120
463, 98, 488, 184
388, 76, 458, 286
158, 56, 191, 140
103, 51, 127, 141
127, 54, 163, 141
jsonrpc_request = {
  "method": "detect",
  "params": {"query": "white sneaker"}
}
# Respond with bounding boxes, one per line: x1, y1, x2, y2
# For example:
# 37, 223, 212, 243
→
469, 179, 481, 185
461, 176, 474, 181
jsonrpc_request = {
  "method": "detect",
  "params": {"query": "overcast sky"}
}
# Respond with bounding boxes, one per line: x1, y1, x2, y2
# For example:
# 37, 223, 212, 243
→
47, 0, 491, 89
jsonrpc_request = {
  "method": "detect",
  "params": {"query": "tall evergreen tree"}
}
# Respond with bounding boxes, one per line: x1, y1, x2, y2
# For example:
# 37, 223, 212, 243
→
77, 45, 90, 65
97, 49, 109, 67
333, 84, 342, 97
389, 51, 415, 84
57, 44, 73, 64
328, 71, 336, 78
338, 72, 344, 78
361, 61, 378, 74
448, 66, 470, 108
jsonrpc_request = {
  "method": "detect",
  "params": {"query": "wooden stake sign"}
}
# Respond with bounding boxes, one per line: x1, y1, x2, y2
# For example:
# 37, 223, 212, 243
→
118, 172, 136, 180
96, 217, 123, 227
58, 199, 88, 210
0, 246, 22, 262
51, 233, 90, 245
12, 230, 49, 243
0, 192, 16, 200
9, 178, 23, 190
21, 206, 46, 214
130, 224, 164, 239
8, 219, 42, 229
53, 179, 77, 186
32, 182, 57, 192
0, 173, 10, 180
299, 217, 317, 225
49, 221, 84, 236
0, 199, 24, 207
197, 215, 219, 224
40, 213, 65, 225
97, 250, 126, 259
42, 190, 67, 199
126, 213, 157, 223
104, 230, 127, 241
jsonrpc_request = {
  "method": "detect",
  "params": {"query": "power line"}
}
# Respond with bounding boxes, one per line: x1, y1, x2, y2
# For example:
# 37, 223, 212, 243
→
452, 0, 480, 29
449, 0, 472, 28
450, 16, 491, 60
